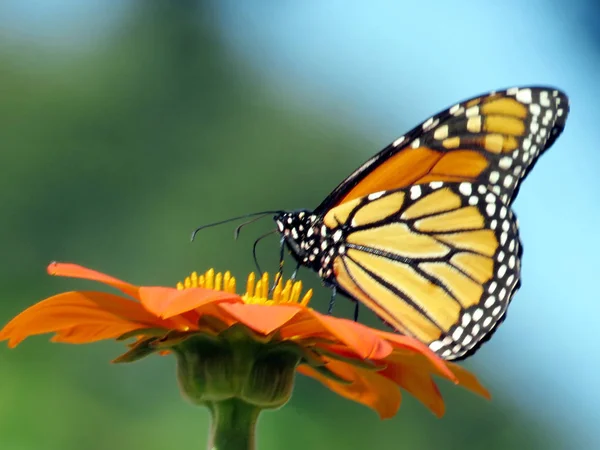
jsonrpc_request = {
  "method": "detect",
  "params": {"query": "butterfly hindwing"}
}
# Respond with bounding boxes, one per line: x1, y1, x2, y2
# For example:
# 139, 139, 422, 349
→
315, 87, 568, 214
324, 182, 521, 360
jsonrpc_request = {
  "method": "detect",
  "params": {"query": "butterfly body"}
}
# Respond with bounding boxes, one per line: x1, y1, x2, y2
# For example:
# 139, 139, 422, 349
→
275, 210, 347, 282
274, 211, 325, 273
272, 86, 568, 360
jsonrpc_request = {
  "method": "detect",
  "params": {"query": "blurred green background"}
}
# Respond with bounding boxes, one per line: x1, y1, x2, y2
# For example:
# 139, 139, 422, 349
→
0, 1, 592, 449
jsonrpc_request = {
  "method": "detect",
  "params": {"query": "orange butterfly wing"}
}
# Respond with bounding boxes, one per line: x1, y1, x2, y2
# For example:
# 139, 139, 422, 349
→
323, 182, 520, 360
314, 87, 569, 214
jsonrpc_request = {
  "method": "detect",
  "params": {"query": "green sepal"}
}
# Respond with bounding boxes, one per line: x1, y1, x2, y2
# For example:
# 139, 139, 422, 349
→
219, 323, 276, 344
112, 337, 160, 363
152, 330, 196, 348
116, 327, 167, 341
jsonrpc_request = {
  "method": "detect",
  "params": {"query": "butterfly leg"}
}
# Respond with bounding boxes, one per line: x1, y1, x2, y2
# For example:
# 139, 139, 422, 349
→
327, 286, 337, 314
353, 301, 360, 322
270, 237, 286, 294
290, 262, 301, 282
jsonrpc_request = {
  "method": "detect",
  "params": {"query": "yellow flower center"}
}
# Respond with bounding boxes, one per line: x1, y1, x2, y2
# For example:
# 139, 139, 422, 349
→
177, 269, 312, 306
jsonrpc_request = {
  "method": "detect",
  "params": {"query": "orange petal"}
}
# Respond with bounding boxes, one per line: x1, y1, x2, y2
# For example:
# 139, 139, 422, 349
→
379, 331, 457, 382
138, 287, 241, 318
50, 323, 156, 344
277, 313, 392, 360
218, 303, 305, 335
446, 362, 491, 400
47, 262, 140, 300
379, 361, 446, 417
0, 291, 169, 347
298, 359, 401, 419
311, 315, 392, 360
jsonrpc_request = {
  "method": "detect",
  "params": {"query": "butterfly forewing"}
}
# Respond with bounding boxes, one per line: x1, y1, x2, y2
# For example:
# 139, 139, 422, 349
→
326, 182, 521, 360
315, 87, 568, 214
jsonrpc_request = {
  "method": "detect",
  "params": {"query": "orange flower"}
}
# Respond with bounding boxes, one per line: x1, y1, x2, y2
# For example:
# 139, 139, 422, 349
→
0, 262, 489, 418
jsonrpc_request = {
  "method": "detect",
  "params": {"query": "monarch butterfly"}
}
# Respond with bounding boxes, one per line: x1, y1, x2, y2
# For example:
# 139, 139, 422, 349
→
194, 86, 569, 361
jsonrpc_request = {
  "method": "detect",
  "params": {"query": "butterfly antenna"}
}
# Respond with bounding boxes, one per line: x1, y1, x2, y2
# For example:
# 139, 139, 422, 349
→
191, 210, 282, 242
234, 214, 274, 240
252, 230, 276, 276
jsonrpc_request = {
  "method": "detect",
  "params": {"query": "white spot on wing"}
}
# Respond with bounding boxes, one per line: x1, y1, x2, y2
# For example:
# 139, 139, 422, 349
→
434, 125, 449, 140
452, 327, 464, 340
529, 104, 541, 115
498, 265, 507, 278
367, 191, 386, 201
516, 88, 532, 104
429, 341, 443, 352
449, 104, 461, 114
499, 157, 512, 169
459, 182, 472, 196
465, 105, 479, 118
410, 185, 422, 199
393, 136, 405, 147
462, 313, 472, 326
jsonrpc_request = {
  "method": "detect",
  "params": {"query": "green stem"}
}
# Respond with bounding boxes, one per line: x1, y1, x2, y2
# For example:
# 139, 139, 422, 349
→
207, 399, 260, 450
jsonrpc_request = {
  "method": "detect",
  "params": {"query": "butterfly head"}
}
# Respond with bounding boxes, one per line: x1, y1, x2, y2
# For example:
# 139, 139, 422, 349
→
274, 210, 321, 264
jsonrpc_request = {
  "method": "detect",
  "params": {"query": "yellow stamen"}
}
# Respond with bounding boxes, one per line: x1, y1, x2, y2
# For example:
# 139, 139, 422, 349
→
273, 278, 283, 302
261, 272, 269, 298
255, 279, 263, 299
300, 289, 313, 306
223, 271, 231, 292
206, 269, 215, 290
247, 272, 256, 297
281, 280, 292, 302
227, 276, 236, 294
177, 269, 312, 306
215, 272, 222, 291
